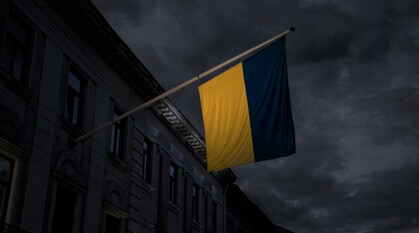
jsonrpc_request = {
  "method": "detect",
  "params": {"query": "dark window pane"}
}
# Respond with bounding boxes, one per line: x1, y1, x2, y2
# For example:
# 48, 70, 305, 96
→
0, 39, 13, 72
111, 126, 120, 155
12, 47, 24, 80
0, 155, 13, 221
72, 97, 79, 125
7, 17, 28, 44
110, 126, 117, 152
65, 69, 84, 126
192, 184, 199, 221
143, 140, 148, 151
0, 186, 8, 220
169, 163, 178, 205
0, 157, 12, 182
169, 165, 175, 177
68, 72, 81, 92
226, 218, 233, 233
143, 138, 153, 183
0, 14, 30, 82
111, 108, 124, 158
212, 201, 217, 233
65, 89, 74, 120
204, 196, 208, 231
51, 185, 77, 233
105, 214, 121, 233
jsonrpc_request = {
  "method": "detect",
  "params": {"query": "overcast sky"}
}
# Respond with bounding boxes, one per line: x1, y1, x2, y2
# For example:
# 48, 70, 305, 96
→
91, 0, 419, 232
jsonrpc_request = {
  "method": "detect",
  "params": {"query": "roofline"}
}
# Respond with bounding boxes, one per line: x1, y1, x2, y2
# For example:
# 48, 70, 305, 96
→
44, 0, 210, 166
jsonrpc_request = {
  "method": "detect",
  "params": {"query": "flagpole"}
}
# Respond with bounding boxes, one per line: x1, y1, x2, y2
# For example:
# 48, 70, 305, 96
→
73, 27, 295, 144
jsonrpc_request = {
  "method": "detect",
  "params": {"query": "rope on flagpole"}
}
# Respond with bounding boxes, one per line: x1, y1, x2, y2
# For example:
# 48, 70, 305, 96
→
72, 27, 295, 144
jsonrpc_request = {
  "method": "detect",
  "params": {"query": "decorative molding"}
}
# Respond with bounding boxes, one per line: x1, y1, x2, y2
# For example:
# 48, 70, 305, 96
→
0, 137, 29, 160
52, 171, 87, 193
55, 149, 82, 184
138, 216, 155, 229
153, 99, 207, 162
102, 201, 129, 219
59, 159, 79, 183
0, 119, 20, 146
0, 105, 25, 148
108, 189, 122, 207
103, 181, 129, 219
105, 181, 125, 209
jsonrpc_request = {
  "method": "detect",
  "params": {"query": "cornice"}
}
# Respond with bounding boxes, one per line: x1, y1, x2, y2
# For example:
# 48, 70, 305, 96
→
43, 0, 209, 165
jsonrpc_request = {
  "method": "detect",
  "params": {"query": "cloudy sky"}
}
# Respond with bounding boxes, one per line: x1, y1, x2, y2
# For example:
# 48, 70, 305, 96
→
91, 0, 419, 232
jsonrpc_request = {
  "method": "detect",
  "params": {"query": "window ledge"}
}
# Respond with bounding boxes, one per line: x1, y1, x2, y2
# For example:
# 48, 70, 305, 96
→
168, 201, 181, 214
107, 152, 129, 172
0, 137, 30, 160
103, 200, 129, 219
140, 180, 155, 194
192, 219, 201, 230
139, 216, 155, 229
53, 171, 87, 193
0, 69, 33, 99
61, 116, 86, 138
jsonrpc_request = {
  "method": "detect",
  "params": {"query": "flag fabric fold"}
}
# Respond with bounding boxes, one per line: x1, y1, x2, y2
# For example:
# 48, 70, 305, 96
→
199, 37, 295, 171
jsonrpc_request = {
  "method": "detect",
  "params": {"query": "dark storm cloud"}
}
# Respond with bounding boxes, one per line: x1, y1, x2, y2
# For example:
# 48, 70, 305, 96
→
353, 87, 419, 145
92, 0, 419, 232
235, 152, 419, 233
296, 34, 354, 63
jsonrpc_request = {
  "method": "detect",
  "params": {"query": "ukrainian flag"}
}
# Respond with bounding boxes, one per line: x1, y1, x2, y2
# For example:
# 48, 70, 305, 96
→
199, 37, 295, 171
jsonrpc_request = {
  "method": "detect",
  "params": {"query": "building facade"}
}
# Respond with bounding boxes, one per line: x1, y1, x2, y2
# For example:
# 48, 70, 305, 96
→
226, 184, 294, 233
0, 0, 293, 232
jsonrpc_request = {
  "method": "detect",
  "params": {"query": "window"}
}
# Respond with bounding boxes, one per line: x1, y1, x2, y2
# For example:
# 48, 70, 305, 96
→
192, 184, 200, 221
64, 68, 85, 126
169, 162, 178, 205
211, 201, 217, 233
226, 217, 233, 233
0, 155, 14, 222
204, 196, 208, 231
0, 12, 31, 81
51, 184, 77, 233
142, 137, 153, 184
110, 107, 125, 158
105, 214, 121, 233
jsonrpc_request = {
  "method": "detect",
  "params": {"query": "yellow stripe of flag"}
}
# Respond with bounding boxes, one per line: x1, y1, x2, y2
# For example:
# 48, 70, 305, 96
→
198, 63, 255, 171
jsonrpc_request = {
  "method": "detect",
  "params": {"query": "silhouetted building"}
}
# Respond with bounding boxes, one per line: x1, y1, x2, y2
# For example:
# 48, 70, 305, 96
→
0, 0, 293, 232
226, 183, 294, 233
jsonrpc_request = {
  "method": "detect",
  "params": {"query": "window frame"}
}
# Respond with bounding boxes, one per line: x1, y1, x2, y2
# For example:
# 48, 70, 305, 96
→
104, 213, 122, 233
110, 106, 126, 159
212, 201, 217, 233
169, 162, 178, 205
142, 137, 153, 184
226, 217, 234, 233
192, 183, 200, 222
0, 10, 33, 84
64, 66, 86, 127
0, 154, 14, 222
50, 184, 79, 233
